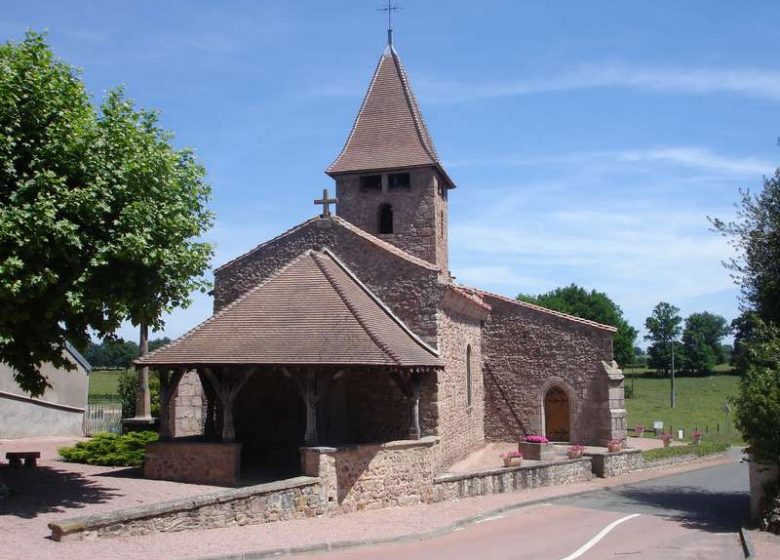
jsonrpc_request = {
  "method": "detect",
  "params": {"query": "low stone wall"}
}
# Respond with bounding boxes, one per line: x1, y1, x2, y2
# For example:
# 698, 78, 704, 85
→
49, 476, 323, 541
301, 437, 438, 512
433, 458, 592, 502
588, 449, 643, 478
144, 440, 241, 485
589, 448, 728, 478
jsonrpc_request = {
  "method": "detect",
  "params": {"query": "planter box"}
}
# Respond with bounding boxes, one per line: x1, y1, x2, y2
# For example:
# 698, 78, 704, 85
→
518, 442, 556, 461
502, 457, 523, 468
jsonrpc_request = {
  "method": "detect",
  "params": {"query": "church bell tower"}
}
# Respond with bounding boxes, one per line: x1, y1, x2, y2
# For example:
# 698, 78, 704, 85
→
326, 39, 455, 274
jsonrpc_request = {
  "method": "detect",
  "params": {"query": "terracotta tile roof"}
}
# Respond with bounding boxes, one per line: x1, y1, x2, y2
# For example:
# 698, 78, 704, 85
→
461, 286, 618, 333
215, 215, 439, 275
327, 46, 455, 187
137, 249, 443, 368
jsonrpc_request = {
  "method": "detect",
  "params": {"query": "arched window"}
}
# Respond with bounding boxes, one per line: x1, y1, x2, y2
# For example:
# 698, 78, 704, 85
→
379, 204, 393, 234
466, 344, 472, 407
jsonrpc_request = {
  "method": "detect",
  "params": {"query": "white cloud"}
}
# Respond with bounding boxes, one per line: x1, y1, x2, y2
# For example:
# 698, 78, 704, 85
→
414, 65, 780, 104
448, 146, 775, 177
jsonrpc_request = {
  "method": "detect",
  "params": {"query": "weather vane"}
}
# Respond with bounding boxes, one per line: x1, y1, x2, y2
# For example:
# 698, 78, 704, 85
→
378, 1, 402, 46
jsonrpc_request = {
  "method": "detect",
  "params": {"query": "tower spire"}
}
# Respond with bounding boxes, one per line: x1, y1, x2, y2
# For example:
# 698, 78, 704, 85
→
378, 1, 401, 46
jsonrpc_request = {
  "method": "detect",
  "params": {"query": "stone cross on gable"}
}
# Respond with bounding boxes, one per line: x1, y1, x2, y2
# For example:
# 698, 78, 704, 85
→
314, 188, 338, 218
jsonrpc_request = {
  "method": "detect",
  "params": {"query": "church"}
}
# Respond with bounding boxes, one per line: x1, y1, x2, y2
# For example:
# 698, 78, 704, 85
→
136, 34, 626, 495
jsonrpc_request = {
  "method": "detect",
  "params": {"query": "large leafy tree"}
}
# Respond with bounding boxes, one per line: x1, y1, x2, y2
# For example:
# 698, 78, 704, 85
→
0, 33, 213, 395
711, 170, 780, 324
644, 301, 683, 375
517, 284, 638, 366
681, 312, 730, 374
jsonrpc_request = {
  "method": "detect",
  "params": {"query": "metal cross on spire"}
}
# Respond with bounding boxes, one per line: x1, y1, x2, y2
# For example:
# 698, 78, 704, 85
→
378, 1, 401, 46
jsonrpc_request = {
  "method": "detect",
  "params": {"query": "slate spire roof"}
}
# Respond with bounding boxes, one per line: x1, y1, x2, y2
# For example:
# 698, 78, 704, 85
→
136, 249, 443, 369
327, 45, 455, 187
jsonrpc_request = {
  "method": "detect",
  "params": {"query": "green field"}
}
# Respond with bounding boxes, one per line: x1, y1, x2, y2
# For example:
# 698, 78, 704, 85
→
624, 373, 742, 444
88, 368, 125, 398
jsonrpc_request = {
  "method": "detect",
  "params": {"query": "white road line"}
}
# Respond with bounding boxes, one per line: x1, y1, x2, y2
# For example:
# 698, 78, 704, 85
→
558, 513, 641, 560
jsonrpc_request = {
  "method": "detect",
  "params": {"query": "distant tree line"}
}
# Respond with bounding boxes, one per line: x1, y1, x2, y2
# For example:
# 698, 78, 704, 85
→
84, 337, 170, 369
643, 302, 731, 376
516, 285, 733, 375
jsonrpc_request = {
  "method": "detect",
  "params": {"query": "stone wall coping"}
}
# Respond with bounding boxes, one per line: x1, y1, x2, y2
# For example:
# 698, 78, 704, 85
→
48, 475, 319, 540
584, 448, 642, 457
302, 436, 440, 454
433, 457, 591, 484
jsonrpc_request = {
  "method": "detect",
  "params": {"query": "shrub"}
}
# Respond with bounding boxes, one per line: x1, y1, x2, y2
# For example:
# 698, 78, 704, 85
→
731, 321, 780, 465
642, 441, 729, 462
59, 431, 158, 466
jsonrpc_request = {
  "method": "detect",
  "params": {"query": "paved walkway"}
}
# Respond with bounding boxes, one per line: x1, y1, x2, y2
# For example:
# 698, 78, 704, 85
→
0, 437, 747, 560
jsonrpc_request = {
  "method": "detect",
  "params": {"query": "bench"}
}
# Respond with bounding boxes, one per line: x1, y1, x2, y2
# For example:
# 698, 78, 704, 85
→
6, 451, 41, 468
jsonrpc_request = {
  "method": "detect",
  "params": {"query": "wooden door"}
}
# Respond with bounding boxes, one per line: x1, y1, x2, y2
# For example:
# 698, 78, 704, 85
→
544, 386, 570, 442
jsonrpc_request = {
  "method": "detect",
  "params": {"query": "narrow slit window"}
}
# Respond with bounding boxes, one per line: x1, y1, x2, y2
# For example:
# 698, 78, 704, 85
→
466, 344, 473, 407
379, 204, 393, 234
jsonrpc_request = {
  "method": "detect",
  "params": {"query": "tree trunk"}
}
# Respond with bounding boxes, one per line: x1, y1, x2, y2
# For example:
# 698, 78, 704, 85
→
135, 323, 152, 419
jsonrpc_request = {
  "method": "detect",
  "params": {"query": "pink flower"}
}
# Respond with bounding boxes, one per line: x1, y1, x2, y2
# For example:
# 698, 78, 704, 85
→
500, 450, 523, 459
524, 435, 549, 444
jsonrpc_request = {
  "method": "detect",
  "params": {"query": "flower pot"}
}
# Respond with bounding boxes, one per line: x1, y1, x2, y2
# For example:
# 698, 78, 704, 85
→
662, 439, 671, 448
567, 452, 583, 460
518, 442, 556, 461
502, 456, 522, 468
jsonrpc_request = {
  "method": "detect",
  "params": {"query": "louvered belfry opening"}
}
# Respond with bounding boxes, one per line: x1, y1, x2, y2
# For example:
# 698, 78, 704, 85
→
135, 249, 443, 482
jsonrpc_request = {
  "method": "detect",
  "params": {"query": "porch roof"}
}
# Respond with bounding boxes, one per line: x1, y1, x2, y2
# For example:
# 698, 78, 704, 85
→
136, 249, 443, 369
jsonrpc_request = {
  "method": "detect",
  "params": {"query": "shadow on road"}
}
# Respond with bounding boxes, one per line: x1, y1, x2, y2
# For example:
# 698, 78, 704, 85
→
0, 465, 121, 519
613, 485, 750, 532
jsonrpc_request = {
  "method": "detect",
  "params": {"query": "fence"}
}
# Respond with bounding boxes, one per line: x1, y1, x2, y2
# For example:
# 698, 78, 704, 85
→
83, 402, 123, 436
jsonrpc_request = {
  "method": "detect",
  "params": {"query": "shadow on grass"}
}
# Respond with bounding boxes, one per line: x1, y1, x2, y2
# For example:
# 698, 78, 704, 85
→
613, 485, 750, 532
0, 465, 121, 519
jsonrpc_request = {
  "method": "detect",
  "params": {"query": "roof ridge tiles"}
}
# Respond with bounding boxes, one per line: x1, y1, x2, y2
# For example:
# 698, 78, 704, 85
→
462, 286, 618, 333
318, 247, 440, 359
312, 252, 402, 365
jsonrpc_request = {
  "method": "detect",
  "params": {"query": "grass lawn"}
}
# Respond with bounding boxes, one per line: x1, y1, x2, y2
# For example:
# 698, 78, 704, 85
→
624, 373, 742, 445
88, 368, 125, 399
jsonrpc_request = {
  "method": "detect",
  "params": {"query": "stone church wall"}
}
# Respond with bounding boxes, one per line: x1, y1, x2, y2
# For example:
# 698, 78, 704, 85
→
213, 218, 440, 346
433, 306, 484, 470
480, 295, 616, 446
334, 167, 447, 272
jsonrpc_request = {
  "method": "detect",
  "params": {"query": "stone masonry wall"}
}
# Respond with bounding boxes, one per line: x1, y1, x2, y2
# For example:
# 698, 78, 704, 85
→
480, 295, 616, 445
433, 458, 593, 502
49, 476, 323, 541
144, 441, 241, 485
335, 167, 448, 272
213, 218, 440, 346
434, 306, 484, 471
301, 438, 438, 512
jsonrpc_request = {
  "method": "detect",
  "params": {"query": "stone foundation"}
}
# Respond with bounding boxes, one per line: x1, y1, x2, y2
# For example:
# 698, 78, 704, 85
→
49, 476, 322, 541
588, 449, 643, 477
144, 441, 241, 485
433, 458, 592, 501
301, 437, 439, 512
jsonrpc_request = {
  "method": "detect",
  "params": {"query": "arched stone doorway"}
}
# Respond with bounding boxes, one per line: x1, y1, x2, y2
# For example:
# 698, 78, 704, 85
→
544, 386, 570, 442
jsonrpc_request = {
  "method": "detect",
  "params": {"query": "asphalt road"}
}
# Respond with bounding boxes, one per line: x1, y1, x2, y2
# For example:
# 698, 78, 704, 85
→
295, 456, 750, 560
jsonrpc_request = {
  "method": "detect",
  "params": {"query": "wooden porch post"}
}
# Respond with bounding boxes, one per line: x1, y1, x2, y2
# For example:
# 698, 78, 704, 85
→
409, 372, 422, 440
158, 367, 185, 440
303, 371, 318, 446
202, 367, 255, 443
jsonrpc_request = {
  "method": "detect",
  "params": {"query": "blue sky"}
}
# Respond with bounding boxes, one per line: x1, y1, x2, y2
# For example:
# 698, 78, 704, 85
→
3, 1, 779, 347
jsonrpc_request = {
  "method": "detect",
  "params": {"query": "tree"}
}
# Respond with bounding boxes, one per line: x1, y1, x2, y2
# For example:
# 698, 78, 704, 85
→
731, 320, 780, 464
644, 302, 683, 375
711, 169, 780, 324
731, 311, 763, 374
84, 337, 170, 369
517, 284, 638, 366
0, 33, 213, 395
681, 312, 730, 374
